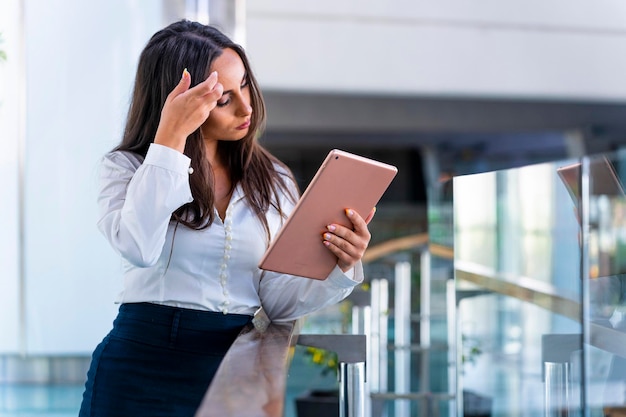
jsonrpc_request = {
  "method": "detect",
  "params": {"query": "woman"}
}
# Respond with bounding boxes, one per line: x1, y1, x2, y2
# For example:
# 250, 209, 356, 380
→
79, 20, 373, 416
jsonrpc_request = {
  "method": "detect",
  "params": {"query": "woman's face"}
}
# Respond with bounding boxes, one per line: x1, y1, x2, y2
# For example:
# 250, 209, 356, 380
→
201, 48, 253, 143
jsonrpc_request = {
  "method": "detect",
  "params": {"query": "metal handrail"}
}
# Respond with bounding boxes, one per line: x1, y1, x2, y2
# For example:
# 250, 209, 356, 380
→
455, 260, 581, 321
363, 233, 428, 263
363, 233, 453, 264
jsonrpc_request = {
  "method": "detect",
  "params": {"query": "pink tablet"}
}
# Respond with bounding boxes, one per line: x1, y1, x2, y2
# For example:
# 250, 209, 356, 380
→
259, 149, 398, 280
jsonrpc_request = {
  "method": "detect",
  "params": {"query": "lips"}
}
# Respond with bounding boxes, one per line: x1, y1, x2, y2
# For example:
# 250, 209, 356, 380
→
236, 120, 251, 130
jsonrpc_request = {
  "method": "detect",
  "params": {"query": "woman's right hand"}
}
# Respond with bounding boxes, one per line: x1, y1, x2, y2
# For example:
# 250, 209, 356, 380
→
154, 69, 223, 153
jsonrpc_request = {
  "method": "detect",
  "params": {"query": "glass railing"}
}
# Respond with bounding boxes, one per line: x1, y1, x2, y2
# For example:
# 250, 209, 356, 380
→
198, 317, 369, 417
453, 151, 626, 416
196, 319, 300, 417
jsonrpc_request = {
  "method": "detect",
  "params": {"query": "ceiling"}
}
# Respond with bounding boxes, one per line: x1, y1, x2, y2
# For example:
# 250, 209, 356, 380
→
262, 90, 626, 175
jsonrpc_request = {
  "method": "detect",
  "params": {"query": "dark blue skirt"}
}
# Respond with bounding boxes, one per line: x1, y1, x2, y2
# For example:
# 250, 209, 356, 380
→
79, 302, 252, 417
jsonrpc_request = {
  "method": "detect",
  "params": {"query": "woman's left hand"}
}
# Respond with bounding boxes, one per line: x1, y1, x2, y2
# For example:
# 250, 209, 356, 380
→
323, 207, 376, 273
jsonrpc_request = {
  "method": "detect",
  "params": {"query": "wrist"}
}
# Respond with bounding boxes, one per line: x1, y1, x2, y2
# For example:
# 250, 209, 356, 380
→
154, 129, 187, 153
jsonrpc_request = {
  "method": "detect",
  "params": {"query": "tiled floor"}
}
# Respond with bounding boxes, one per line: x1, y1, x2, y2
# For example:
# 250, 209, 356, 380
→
0, 384, 82, 417
0, 352, 337, 417
0, 385, 314, 417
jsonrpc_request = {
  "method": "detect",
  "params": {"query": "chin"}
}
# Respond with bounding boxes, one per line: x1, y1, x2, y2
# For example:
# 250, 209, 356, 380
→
233, 130, 250, 140
221, 134, 247, 142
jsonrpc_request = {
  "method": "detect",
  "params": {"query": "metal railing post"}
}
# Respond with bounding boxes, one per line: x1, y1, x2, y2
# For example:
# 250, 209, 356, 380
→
340, 362, 366, 417
298, 334, 367, 417
350, 290, 372, 417
544, 362, 571, 417
370, 278, 389, 417
394, 261, 412, 417
541, 334, 582, 417
420, 250, 431, 417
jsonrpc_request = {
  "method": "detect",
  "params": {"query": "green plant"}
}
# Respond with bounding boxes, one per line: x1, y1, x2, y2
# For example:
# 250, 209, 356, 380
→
461, 333, 483, 367
0, 33, 6, 62
303, 347, 338, 378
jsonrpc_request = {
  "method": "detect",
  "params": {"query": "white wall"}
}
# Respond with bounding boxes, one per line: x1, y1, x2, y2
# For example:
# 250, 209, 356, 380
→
22, 0, 170, 354
246, 0, 626, 101
0, 0, 170, 355
0, 0, 22, 354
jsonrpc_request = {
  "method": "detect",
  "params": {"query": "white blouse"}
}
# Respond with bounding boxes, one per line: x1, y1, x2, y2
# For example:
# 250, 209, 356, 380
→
97, 143, 363, 321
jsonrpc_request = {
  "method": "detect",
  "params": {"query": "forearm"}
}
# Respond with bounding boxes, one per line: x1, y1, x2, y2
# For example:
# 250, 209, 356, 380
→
97, 144, 193, 266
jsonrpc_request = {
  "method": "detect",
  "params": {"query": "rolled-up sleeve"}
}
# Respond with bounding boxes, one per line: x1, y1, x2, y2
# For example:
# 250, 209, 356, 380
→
258, 262, 364, 322
97, 144, 193, 267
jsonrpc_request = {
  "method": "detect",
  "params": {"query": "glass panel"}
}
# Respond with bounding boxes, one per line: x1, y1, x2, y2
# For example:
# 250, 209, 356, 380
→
453, 158, 584, 416
585, 152, 626, 414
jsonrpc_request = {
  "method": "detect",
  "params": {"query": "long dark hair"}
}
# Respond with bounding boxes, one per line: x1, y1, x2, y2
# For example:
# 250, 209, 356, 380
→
116, 20, 297, 239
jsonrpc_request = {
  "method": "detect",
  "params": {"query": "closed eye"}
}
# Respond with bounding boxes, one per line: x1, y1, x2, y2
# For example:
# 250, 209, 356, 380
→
216, 77, 249, 108
217, 94, 231, 107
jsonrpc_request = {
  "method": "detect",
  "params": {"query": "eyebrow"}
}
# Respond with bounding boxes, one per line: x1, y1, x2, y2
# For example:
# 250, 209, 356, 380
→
221, 73, 248, 96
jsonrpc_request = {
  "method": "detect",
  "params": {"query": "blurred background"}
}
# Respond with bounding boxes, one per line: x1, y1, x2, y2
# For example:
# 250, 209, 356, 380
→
2, 1, 626, 416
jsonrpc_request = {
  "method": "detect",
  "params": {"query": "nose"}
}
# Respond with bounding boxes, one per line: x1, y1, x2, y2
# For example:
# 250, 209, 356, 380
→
239, 102, 252, 116
236, 94, 252, 117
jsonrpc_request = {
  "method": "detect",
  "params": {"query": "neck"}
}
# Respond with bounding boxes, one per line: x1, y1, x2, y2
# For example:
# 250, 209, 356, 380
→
204, 140, 220, 167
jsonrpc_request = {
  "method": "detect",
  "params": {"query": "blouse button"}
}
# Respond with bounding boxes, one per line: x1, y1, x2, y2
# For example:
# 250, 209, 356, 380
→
188, 167, 194, 175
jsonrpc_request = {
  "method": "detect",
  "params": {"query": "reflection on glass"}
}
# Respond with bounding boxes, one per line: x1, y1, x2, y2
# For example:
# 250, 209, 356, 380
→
586, 154, 626, 415
452, 152, 626, 416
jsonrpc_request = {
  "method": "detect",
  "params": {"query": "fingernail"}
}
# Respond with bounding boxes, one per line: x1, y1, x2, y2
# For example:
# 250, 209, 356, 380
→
323, 241, 330, 247
182, 68, 189, 79
324, 233, 332, 240
345, 209, 354, 217
326, 224, 336, 232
